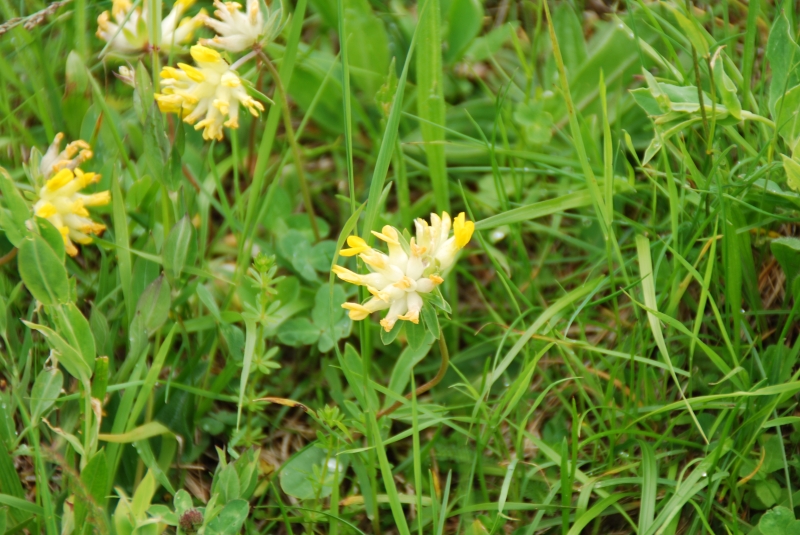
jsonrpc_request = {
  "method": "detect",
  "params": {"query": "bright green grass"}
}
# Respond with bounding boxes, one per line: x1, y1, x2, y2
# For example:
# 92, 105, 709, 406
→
1, 0, 800, 534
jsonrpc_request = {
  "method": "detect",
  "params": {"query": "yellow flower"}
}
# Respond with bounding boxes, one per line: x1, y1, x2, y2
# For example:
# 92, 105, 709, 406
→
156, 45, 265, 141
200, 0, 284, 53
31, 136, 110, 257
97, 0, 205, 56
333, 212, 474, 332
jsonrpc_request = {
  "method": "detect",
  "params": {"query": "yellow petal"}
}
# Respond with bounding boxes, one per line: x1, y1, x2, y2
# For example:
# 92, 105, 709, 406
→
342, 302, 369, 321
190, 44, 222, 63
340, 235, 369, 257
332, 265, 361, 285
372, 225, 399, 245
82, 191, 111, 207
454, 212, 474, 249
178, 63, 205, 82
71, 200, 90, 217
46, 168, 74, 191
367, 286, 390, 301
36, 202, 58, 218
398, 310, 420, 324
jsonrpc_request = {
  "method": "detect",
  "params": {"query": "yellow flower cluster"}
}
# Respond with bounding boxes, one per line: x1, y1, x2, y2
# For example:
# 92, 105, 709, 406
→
32, 135, 110, 257
334, 212, 474, 332
155, 45, 265, 141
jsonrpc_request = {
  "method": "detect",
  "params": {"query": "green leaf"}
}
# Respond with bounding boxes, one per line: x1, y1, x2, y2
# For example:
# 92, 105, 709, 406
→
759, 506, 800, 535
445, 0, 483, 64
22, 320, 92, 383
91, 356, 109, 401
205, 499, 249, 535
766, 13, 800, 117
34, 217, 65, 262
30, 367, 63, 423
144, 109, 169, 187
754, 479, 782, 509
312, 284, 344, 329
771, 237, 800, 292
341, 0, 389, 97
214, 464, 241, 503
53, 303, 96, 372
0, 167, 30, 247
167, 121, 185, 191
233, 448, 260, 501
774, 84, 800, 152
309, 240, 337, 272
672, 9, 710, 57
279, 445, 347, 500
0, 294, 7, 337
552, 3, 587, 73
405, 320, 427, 351
237, 317, 257, 429
75, 450, 108, 526
134, 60, 154, 124
712, 50, 741, 120
380, 320, 403, 345
173, 489, 193, 515
130, 275, 171, 357
782, 154, 800, 192
163, 216, 197, 283
98, 421, 172, 443
65, 50, 89, 94
420, 300, 439, 338
278, 230, 317, 281
18, 234, 69, 305
277, 318, 320, 347
313, 284, 348, 353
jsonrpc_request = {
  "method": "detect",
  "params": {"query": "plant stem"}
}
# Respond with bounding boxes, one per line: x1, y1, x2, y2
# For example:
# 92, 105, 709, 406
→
257, 50, 321, 242
377, 332, 450, 419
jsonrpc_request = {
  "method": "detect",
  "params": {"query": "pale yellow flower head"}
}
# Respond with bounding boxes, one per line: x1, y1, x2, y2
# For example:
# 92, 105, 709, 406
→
334, 212, 474, 332
32, 138, 109, 256
156, 45, 266, 141
200, 0, 284, 52
97, 0, 205, 56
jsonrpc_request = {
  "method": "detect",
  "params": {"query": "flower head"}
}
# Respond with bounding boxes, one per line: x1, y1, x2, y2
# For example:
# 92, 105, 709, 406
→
334, 212, 474, 332
31, 136, 109, 256
97, 0, 205, 56
200, 0, 284, 53
156, 45, 265, 140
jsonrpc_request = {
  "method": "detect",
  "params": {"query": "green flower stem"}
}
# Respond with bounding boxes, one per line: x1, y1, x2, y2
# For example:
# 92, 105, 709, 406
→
257, 51, 321, 242
377, 331, 450, 419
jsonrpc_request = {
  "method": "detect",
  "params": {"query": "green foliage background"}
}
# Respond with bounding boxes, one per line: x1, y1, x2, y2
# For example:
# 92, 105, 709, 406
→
1, 0, 800, 534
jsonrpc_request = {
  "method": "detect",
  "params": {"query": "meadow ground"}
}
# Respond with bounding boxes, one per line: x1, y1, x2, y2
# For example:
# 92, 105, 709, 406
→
0, 0, 799, 533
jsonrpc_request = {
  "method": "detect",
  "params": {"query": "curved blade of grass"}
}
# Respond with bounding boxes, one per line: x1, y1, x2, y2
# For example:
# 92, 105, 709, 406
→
474, 190, 594, 230
636, 234, 708, 443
